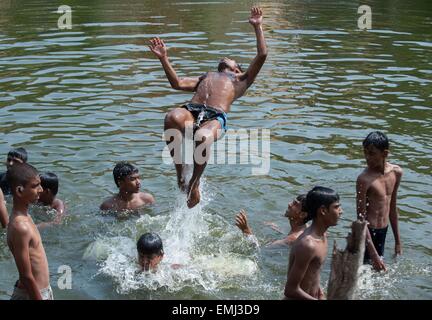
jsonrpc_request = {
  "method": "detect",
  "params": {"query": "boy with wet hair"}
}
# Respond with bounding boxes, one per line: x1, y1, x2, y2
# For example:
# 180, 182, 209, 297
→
37, 172, 65, 227
236, 194, 308, 247
284, 186, 343, 300
0, 147, 28, 195
137, 232, 164, 272
357, 131, 403, 271
149, 6, 267, 208
100, 162, 155, 212
0, 188, 8, 228
6, 163, 53, 300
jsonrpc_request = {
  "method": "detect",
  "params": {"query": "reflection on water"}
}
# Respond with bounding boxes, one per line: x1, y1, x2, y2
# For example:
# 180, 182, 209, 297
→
0, 0, 431, 299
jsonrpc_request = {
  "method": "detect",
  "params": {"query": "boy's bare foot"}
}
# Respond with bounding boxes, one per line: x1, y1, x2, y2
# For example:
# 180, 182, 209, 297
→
177, 178, 187, 193
187, 184, 200, 208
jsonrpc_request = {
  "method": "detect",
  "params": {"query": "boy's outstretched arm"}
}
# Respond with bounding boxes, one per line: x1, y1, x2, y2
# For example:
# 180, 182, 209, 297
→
235, 209, 253, 235
0, 190, 8, 228
284, 242, 317, 300
356, 176, 387, 271
389, 167, 403, 255
149, 37, 200, 91
11, 225, 43, 299
239, 7, 268, 90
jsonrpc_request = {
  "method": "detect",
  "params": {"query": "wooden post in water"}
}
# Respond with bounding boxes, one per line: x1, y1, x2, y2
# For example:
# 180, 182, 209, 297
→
327, 220, 367, 300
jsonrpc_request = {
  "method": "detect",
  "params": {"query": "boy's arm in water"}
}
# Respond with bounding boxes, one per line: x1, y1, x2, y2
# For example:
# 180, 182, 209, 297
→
10, 223, 43, 299
0, 189, 8, 228
149, 37, 200, 91
235, 209, 253, 235
356, 174, 386, 271
284, 241, 318, 300
237, 7, 268, 95
389, 166, 403, 255
38, 199, 66, 229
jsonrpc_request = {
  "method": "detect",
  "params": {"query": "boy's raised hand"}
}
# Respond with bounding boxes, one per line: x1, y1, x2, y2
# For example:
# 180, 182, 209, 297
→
235, 209, 252, 235
249, 6, 263, 27
149, 37, 167, 59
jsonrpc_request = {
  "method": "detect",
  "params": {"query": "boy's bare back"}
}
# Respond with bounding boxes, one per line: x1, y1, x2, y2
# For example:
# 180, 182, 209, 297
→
7, 214, 50, 290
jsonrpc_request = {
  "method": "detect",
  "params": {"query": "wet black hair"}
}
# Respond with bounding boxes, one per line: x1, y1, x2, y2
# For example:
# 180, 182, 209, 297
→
217, 60, 243, 73
40, 172, 59, 196
137, 233, 163, 256
7, 147, 28, 163
113, 162, 139, 187
304, 186, 340, 223
363, 131, 389, 151
7, 162, 39, 192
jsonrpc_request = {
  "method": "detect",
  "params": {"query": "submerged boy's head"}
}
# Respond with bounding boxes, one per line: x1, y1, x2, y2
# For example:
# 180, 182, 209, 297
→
39, 172, 59, 204
7, 163, 42, 203
362, 131, 389, 169
218, 57, 243, 74
6, 147, 28, 170
305, 186, 342, 226
113, 162, 140, 193
137, 232, 164, 272
285, 194, 307, 223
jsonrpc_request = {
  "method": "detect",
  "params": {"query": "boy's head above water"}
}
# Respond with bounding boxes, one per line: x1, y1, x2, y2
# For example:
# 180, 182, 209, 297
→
113, 162, 140, 193
305, 186, 342, 227
284, 194, 307, 223
363, 131, 389, 170
39, 172, 59, 204
7, 163, 42, 204
6, 147, 28, 170
137, 232, 164, 272
218, 57, 243, 74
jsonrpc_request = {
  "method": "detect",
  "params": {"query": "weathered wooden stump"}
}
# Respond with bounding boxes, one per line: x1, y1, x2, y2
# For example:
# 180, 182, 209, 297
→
327, 220, 367, 300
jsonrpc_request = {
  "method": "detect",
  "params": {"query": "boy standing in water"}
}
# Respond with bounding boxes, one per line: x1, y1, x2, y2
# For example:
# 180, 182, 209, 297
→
284, 187, 342, 300
6, 163, 53, 300
37, 172, 65, 227
149, 6, 267, 208
356, 131, 403, 271
236, 194, 308, 246
0, 188, 8, 228
100, 162, 155, 212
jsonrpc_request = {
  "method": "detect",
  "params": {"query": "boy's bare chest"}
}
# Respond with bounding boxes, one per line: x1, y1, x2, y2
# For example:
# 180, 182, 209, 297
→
368, 173, 396, 198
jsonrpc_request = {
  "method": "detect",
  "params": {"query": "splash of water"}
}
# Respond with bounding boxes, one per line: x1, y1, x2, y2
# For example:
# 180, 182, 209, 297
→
85, 180, 259, 295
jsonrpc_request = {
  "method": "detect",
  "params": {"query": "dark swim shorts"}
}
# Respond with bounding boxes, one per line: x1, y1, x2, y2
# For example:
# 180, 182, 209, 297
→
364, 225, 388, 262
182, 103, 227, 132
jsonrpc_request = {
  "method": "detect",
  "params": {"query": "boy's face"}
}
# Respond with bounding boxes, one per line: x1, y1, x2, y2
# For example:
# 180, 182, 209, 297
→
119, 173, 141, 193
363, 145, 388, 169
18, 176, 43, 204
285, 198, 304, 220
6, 156, 23, 170
322, 202, 343, 227
138, 252, 163, 272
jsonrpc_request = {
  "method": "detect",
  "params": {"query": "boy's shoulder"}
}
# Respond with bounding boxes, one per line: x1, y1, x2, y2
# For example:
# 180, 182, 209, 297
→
8, 215, 33, 236
357, 168, 373, 183
139, 192, 155, 204
52, 198, 65, 212
388, 162, 403, 176
100, 195, 118, 210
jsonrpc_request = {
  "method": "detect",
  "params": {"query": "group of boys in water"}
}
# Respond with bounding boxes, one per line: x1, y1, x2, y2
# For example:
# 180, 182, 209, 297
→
0, 7, 402, 300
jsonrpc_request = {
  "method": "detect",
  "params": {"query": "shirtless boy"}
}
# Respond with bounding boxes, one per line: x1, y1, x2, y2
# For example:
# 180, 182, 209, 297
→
0, 147, 28, 195
236, 194, 308, 247
100, 162, 155, 212
37, 172, 65, 228
356, 131, 403, 271
149, 6, 267, 208
284, 186, 342, 300
6, 163, 53, 300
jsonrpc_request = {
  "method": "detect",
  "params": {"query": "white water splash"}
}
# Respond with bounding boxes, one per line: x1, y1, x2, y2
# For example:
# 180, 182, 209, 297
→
85, 180, 259, 295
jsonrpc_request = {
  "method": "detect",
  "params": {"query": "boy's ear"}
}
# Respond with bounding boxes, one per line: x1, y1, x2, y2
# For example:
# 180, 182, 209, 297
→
383, 149, 389, 157
16, 185, 24, 195
319, 205, 327, 216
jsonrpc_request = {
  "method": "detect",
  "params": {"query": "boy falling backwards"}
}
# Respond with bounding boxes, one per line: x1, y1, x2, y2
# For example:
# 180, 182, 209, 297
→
100, 162, 155, 212
6, 163, 53, 300
149, 6, 267, 208
356, 131, 403, 271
